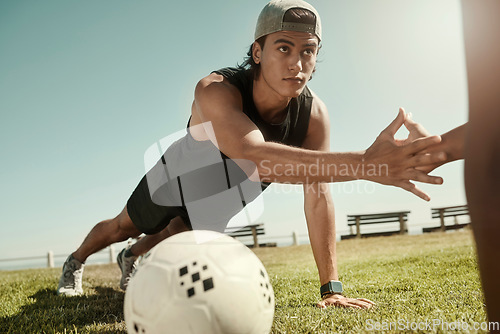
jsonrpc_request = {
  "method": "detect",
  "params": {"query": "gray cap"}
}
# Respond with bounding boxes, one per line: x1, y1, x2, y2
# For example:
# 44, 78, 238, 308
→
254, 0, 322, 42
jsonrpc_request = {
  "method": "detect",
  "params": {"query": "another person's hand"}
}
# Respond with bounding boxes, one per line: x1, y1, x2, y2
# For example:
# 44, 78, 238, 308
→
395, 108, 431, 146
316, 293, 375, 309
362, 109, 446, 201
402, 109, 445, 173
400, 108, 465, 173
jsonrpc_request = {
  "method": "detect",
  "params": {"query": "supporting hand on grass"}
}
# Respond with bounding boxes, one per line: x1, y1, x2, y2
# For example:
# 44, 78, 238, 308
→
316, 293, 375, 309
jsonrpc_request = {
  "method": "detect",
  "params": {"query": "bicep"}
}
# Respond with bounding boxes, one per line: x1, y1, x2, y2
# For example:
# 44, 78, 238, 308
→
193, 76, 265, 160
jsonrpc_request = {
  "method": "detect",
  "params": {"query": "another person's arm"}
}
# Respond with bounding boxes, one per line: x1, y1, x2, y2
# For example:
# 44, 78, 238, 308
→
401, 110, 466, 172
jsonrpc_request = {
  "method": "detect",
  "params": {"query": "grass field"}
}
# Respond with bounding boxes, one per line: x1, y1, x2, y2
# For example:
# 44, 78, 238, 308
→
0, 230, 488, 333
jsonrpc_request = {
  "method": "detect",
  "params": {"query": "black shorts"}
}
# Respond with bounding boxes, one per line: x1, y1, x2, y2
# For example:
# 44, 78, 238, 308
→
126, 174, 192, 234
126, 130, 264, 235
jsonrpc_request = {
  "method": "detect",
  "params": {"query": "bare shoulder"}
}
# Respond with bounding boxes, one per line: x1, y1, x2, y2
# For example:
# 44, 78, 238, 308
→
191, 72, 245, 134
302, 88, 330, 151
190, 71, 262, 157
308, 88, 329, 123
195, 73, 241, 108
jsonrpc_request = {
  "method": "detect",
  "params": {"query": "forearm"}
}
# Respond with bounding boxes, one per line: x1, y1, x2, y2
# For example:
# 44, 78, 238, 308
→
304, 186, 338, 285
247, 141, 365, 184
439, 124, 466, 162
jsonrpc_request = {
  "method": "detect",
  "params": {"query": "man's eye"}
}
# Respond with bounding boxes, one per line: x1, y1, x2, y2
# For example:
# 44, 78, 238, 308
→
304, 49, 314, 56
278, 46, 288, 53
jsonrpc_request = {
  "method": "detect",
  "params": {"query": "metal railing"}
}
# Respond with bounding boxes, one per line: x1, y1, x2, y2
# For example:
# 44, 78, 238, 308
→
1, 225, 464, 271
0, 246, 116, 270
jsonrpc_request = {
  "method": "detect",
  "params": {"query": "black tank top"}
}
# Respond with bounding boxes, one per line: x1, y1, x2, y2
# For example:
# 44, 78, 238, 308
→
212, 67, 312, 147
184, 67, 314, 191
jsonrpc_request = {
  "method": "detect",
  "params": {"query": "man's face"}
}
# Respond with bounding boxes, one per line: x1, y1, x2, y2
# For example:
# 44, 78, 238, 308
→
253, 30, 319, 98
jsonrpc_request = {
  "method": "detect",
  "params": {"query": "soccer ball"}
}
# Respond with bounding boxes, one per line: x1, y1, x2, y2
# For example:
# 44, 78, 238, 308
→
124, 230, 275, 334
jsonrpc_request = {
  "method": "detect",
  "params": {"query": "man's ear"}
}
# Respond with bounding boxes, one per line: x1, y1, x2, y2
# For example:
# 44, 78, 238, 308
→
252, 42, 262, 64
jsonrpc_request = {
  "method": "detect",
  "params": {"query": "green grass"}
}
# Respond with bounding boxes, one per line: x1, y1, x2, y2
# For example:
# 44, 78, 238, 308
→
0, 230, 487, 333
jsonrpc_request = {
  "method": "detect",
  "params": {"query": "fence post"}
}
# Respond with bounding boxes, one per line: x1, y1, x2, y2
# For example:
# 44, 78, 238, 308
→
47, 251, 54, 268
292, 231, 298, 246
355, 216, 361, 238
109, 246, 116, 264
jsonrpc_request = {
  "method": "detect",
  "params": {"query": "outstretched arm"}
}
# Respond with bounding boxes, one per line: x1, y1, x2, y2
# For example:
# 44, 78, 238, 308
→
192, 75, 446, 200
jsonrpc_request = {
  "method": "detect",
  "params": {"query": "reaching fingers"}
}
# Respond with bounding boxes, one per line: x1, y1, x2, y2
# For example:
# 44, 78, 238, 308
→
396, 180, 430, 201
415, 164, 440, 174
383, 108, 406, 137
406, 152, 447, 168
394, 138, 406, 147
404, 135, 442, 155
404, 115, 416, 128
404, 168, 443, 185
403, 110, 416, 126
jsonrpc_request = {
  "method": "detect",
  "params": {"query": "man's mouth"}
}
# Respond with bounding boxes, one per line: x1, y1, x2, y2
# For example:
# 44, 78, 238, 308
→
283, 77, 303, 83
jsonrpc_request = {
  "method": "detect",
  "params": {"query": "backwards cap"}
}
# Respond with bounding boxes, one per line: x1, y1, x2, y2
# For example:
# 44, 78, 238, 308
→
254, 0, 322, 42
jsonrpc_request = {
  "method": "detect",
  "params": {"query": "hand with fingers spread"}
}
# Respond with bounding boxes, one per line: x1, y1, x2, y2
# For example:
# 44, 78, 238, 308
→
395, 108, 431, 146
400, 108, 444, 174
316, 293, 375, 309
362, 108, 446, 201
399, 108, 466, 174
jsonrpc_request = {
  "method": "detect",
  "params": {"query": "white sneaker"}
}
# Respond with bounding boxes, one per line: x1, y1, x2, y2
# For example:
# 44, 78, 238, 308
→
117, 246, 138, 290
57, 254, 84, 296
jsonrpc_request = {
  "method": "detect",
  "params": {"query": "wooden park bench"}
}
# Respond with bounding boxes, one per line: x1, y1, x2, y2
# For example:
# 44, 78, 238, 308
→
226, 224, 277, 248
422, 205, 470, 233
341, 211, 410, 240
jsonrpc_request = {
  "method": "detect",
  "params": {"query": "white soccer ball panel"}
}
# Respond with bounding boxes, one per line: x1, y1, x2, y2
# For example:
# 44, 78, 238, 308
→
127, 263, 171, 320
124, 230, 275, 334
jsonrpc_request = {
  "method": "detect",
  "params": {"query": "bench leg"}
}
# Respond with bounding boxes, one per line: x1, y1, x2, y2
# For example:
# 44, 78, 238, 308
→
356, 217, 361, 239
399, 214, 407, 235
252, 227, 259, 248
440, 210, 445, 232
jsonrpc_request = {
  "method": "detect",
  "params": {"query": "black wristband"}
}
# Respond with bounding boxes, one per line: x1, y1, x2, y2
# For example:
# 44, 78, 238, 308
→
320, 280, 343, 297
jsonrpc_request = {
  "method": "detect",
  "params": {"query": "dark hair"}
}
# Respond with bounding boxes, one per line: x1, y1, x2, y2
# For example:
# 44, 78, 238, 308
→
239, 7, 320, 79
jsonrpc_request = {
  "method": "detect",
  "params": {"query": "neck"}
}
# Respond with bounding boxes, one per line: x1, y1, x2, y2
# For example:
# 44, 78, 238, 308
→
252, 75, 292, 124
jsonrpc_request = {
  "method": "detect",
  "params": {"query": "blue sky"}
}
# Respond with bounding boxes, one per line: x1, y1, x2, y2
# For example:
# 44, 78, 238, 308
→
0, 0, 468, 269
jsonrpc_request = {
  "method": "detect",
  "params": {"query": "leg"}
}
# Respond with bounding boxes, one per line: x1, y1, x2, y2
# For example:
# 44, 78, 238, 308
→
116, 216, 190, 290
58, 205, 141, 296
129, 216, 190, 256
73, 205, 141, 263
